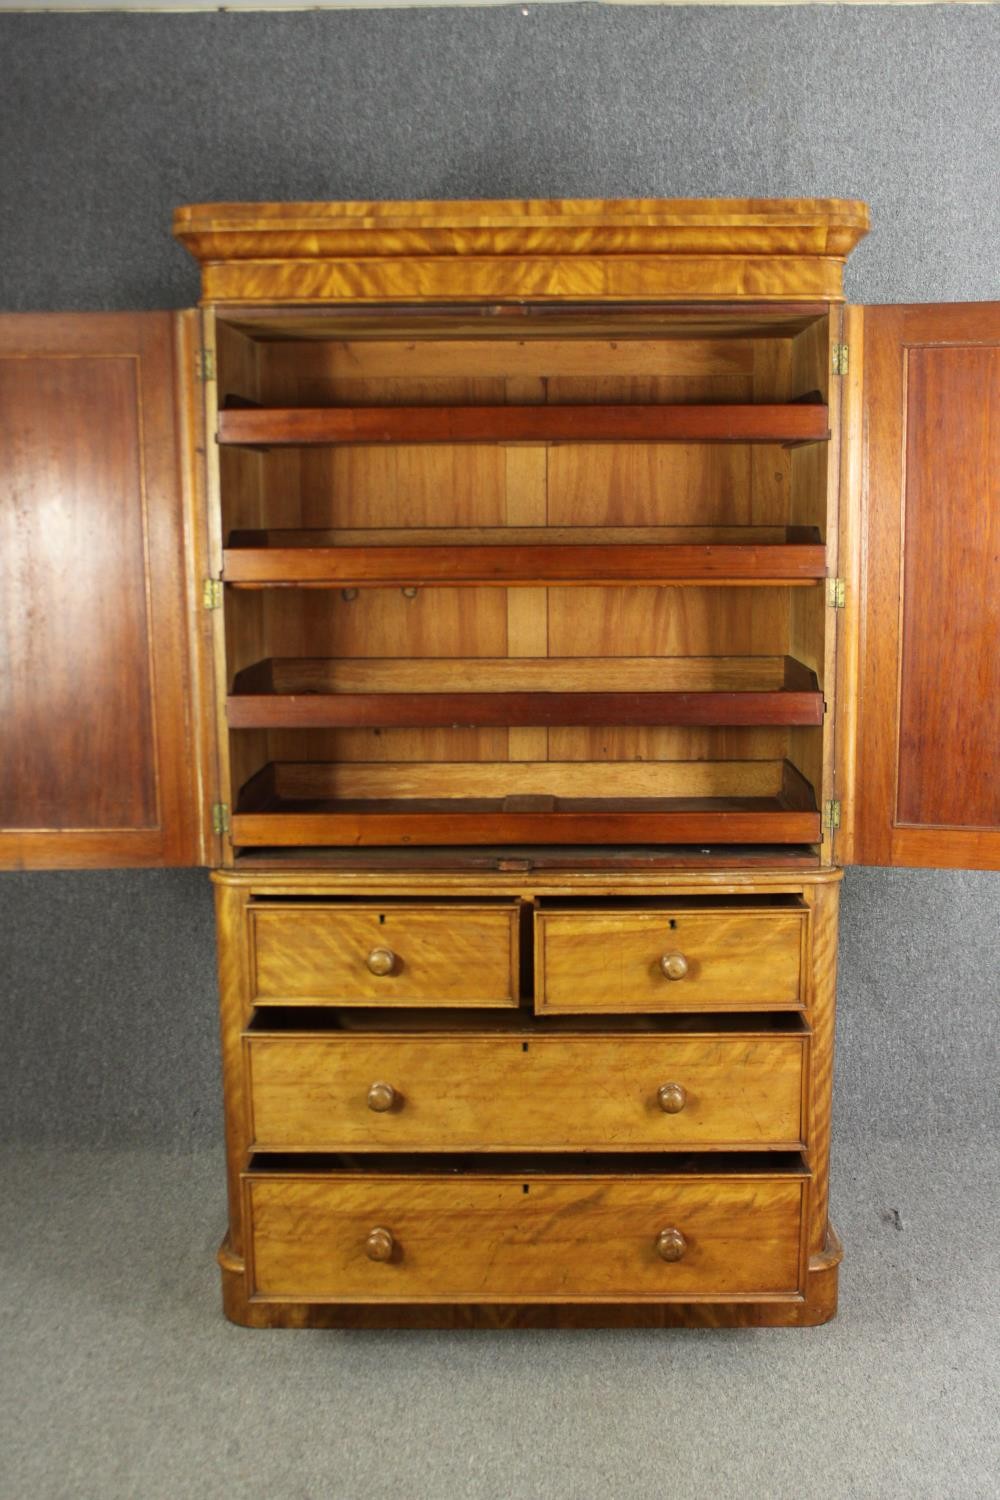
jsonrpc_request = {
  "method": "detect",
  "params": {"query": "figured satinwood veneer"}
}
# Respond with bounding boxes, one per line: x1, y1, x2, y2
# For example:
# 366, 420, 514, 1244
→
243, 1015, 809, 1153
534, 902, 807, 1013
175, 199, 868, 1329
243, 1160, 809, 1304
248, 899, 520, 1007
173, 196, 870, 305
6, 196, 997, 1328
210, 864, 842, 1326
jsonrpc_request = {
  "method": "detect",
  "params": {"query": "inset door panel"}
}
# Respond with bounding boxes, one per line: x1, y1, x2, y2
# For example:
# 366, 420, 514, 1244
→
850, 303, 1000, 869
0, 312, 213, 867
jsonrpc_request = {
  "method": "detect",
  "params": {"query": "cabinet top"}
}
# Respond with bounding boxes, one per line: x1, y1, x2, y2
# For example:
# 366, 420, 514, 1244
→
174, 196, 870, 306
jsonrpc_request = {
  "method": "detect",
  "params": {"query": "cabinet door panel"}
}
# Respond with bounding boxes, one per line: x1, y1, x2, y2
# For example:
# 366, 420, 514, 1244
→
851, 303, 1000, 869
0, 312, 213, 867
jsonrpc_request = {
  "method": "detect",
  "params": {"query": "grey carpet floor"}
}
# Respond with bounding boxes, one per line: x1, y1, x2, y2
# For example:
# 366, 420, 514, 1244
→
1, 1139, 997, 1500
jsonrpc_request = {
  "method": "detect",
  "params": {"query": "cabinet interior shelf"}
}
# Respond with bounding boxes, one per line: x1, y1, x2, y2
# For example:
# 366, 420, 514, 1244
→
223, 527, 826, 588
216, 401, 830, 448
227, 656, 823, 729
231, 845, 823, 873
231, 759, 820, 848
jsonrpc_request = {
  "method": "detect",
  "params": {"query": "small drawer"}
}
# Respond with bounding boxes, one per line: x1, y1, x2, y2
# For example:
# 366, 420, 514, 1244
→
535, 905, 807, 1013
243, 1164, 808, 1303
243, 1027, 808, 1152
248, 902, 520, 1007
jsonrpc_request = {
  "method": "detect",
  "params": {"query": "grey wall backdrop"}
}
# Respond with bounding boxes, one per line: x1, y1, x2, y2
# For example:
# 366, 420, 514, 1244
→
1, 7, 997, 1151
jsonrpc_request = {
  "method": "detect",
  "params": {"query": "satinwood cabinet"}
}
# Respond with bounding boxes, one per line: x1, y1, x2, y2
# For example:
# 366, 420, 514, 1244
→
2, 199, 997, 1326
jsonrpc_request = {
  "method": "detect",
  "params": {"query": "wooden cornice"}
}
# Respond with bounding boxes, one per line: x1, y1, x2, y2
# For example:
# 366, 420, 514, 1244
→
174, 197, 870, 306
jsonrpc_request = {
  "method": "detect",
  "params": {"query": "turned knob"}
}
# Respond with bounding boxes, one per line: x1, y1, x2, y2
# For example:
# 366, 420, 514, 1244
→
366, 946, 396, 976
365, 1226, 395, 1262
367, 1081, 397, 1113
655, 1228, 687, 1262
659, 951, 689, 981
657, 1082, 687, 1114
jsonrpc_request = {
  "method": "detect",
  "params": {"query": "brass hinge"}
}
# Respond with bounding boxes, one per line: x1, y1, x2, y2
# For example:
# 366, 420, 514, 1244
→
826, 577, 846, 609
202, 577, 223, 610
211, 802, 230, 836
196, 348, 216, 382
824, 799, 842, 832
832, 343, 849, 376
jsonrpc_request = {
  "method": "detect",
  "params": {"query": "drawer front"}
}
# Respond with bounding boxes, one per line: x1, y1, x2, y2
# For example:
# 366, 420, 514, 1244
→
535, 907, 806, 1013
249, 903, 520, 1007
244, 1032, 807, 1151
244, 1172, 806, 1302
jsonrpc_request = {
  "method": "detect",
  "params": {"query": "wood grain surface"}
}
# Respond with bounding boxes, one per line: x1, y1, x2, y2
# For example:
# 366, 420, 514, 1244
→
222, 541, 827, 587
0, 312, 209, 868
853, 303, 1000, 869
244, 1028, 808, 1152
535, 905, 806, 1012
175, 197, 868, 305
244, 1169, 807, 1302
228, 652, 823, 731
189, 197, 874, 1327
218, 402, 830, 448
250, 901, 520, 1006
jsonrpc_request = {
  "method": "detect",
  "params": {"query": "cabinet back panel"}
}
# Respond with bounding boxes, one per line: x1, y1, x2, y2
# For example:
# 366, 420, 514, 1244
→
248, 441, 808, 534
261, 728, 510, 765
237, 727, 795, 769
257, 586, 509, 659
248, 327, 824, 393
254, 337, 760, 390
241, 585, 799, 660
547, 586, 792, 657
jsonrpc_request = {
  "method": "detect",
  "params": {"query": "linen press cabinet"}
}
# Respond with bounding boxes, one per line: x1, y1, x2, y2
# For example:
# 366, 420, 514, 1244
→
3, 199, 998, 1328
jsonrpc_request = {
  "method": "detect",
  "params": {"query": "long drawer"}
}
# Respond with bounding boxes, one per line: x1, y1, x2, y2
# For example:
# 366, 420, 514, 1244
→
248, 901, 520, 1007
243, 1026, 808, 1152
243, 1164, 808, 1303
535, 904, 807, 1013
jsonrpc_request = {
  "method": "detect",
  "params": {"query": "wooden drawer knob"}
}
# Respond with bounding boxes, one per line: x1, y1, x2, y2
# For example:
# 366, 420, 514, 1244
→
367, 1081, 397, 1112
657, 1082, 687, 1114
365, 1226, 395, 1262
659, 951, 689, 981
366, 946, 396, 976
655, 1228, 687, 1262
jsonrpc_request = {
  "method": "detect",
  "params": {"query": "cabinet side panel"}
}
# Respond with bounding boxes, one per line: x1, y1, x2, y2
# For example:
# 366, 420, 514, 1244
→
0, 312, 204, 867
854, 303, 1000, 870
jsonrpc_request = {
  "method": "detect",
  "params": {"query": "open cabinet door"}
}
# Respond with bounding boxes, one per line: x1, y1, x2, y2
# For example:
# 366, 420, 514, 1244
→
0, 312, 218, 868
841, 302, 1000, 869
